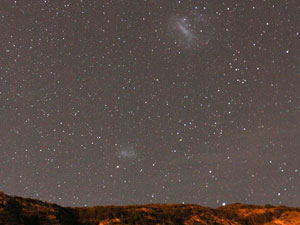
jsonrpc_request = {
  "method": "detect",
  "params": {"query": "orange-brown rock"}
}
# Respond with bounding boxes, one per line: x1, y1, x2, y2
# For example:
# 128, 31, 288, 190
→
0, 192, 299, 225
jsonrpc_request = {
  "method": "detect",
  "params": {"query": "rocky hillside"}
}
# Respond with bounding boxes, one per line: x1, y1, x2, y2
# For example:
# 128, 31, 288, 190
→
0, 192, 299, 225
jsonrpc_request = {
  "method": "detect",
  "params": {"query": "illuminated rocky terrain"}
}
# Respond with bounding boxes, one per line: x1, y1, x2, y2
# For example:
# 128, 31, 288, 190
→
0, 192, 299, 225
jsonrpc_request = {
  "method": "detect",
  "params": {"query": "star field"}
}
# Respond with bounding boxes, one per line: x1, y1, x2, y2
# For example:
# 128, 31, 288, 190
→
0, 1, 299, 207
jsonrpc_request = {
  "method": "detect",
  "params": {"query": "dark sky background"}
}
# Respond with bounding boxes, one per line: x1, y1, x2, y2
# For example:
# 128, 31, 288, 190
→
0, 0, 299, 208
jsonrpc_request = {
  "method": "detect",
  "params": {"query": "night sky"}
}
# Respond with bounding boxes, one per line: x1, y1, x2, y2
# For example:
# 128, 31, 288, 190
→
1, 1, 299, 208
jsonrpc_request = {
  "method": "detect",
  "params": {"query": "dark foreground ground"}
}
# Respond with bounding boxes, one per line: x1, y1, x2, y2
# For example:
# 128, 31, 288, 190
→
0, 192, 299, 225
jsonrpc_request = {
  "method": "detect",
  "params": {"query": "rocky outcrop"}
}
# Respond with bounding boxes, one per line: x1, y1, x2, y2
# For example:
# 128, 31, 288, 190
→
0, 192, 79, 225
0, 192, 299, 225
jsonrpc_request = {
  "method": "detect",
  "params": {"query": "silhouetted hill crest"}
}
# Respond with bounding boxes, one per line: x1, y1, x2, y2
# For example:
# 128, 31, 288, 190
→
0, 192, 299, 225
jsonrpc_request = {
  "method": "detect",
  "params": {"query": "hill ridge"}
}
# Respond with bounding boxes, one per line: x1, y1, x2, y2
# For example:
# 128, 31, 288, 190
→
0, 192, 299, 225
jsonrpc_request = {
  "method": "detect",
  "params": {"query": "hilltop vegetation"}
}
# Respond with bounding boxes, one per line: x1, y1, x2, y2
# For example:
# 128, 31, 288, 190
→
0, 192, 299, 225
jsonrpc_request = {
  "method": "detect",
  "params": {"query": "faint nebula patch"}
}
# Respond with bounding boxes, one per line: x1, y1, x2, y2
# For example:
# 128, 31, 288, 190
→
115, 147, 137, 160
168, 11, 213, 49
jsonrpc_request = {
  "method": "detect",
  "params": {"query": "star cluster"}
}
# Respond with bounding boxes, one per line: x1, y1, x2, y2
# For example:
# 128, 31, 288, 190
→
0, 1, 299, 207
